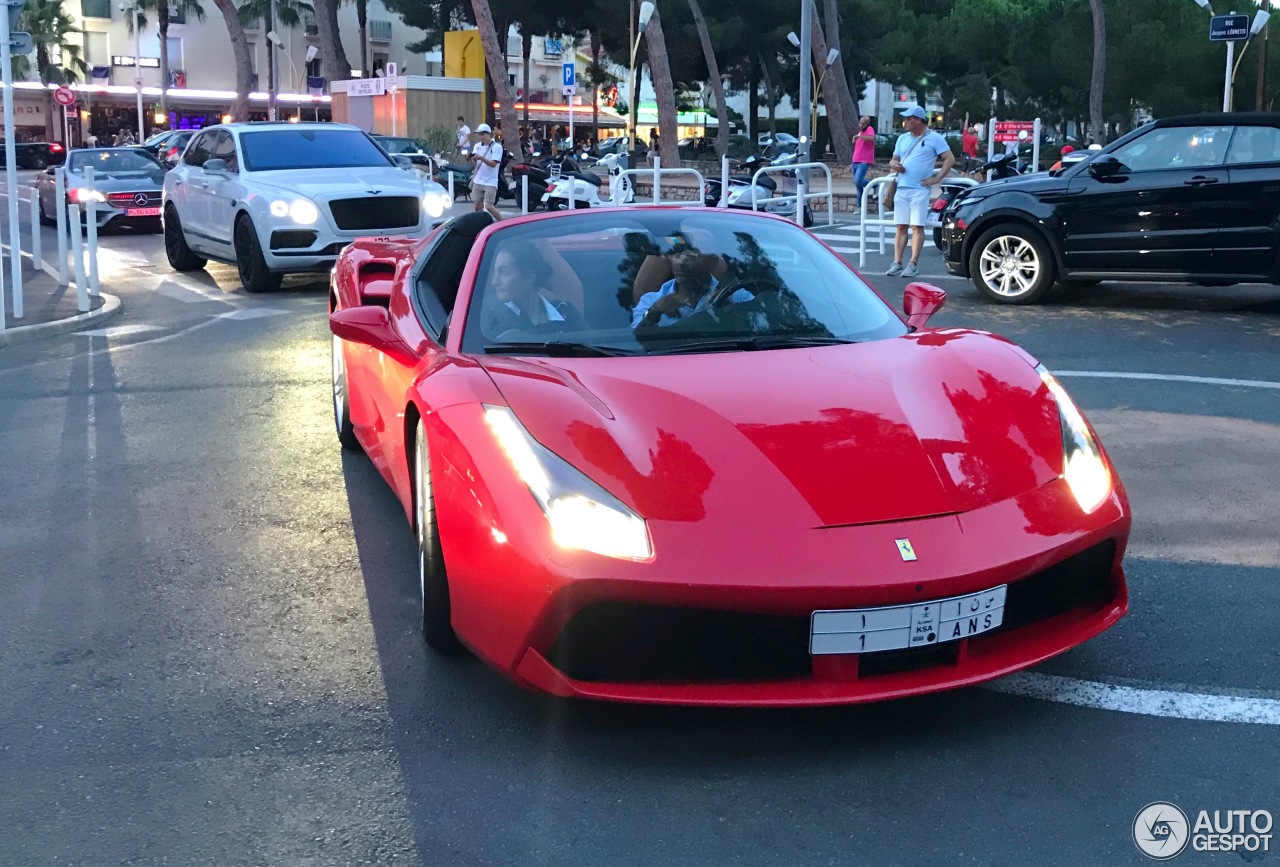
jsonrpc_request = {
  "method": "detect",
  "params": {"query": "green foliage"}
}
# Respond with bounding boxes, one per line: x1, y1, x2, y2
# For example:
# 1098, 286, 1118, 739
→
19, 0, 90, 85
421, 124, 456, 153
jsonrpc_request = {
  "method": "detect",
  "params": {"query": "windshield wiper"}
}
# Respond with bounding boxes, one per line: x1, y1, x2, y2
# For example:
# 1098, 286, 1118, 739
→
483, 341, 639, 357
647, 335, 856, 355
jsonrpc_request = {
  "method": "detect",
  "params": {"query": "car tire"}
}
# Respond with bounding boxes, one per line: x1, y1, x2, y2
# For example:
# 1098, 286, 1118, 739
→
803, 205, 814, 228
413, 419, 462, 654
969, 223, 1057, 305
234, 214, 282, 293
163, 204, 207, 271
933, 227, 950, 256
332, 335, 362, 452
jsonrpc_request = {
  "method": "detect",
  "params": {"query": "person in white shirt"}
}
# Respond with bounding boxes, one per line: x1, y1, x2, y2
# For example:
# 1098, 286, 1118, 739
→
455, 116, 471, 155
885, 106, 954, 278
632, 249, 751, 329
469, 124, 504, 221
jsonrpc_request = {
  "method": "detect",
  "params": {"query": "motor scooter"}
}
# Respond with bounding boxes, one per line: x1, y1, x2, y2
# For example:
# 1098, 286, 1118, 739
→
703, 154, 813, 226
540, 152, 634, 210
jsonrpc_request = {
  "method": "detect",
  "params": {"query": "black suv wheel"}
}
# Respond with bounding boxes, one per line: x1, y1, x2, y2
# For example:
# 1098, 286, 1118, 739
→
969, 223, 1056, 304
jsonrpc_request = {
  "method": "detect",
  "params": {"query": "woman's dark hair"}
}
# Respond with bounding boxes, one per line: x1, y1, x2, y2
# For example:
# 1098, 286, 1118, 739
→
498, 240, 550, 285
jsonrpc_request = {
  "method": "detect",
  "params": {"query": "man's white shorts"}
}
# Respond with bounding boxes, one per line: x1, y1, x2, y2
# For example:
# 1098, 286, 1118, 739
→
892, 186, 931, 227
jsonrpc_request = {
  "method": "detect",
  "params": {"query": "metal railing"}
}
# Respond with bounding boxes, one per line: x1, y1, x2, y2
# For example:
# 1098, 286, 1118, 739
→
855, 174, 978, 268
610, 158, 706, 207
750, 162, 835, 226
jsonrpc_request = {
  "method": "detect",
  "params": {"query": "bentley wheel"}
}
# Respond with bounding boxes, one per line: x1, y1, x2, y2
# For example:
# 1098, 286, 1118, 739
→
970, 224, 1056, 305
163, 205, 207, 271
234, 215, 282, 293
332, 335, 361, 452
414, 419, 461, 653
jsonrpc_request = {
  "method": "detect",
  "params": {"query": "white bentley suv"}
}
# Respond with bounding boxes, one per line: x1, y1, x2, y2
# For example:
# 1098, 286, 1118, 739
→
162, 122, 453, 291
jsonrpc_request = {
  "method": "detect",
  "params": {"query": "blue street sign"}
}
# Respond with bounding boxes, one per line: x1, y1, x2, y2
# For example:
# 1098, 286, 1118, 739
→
562, 62, 575, 89
1209, 14, 1250, 41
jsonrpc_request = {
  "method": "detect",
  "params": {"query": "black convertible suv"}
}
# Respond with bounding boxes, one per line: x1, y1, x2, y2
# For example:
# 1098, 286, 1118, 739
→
942, 112, 1280, 303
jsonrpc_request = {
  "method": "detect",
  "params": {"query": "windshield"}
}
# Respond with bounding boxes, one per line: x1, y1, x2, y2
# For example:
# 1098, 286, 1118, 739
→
459, 211, 906, 357
239, 129, 393, 171
67, 149, 165, 181
376, 136, 421, 153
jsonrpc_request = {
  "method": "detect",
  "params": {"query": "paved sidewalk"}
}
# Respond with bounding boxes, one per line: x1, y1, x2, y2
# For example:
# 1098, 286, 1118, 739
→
0, 261, 121, 348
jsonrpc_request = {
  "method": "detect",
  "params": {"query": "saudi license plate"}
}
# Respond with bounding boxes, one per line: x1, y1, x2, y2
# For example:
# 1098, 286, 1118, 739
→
125, 207, 160, 217
810, 585, 1007, 655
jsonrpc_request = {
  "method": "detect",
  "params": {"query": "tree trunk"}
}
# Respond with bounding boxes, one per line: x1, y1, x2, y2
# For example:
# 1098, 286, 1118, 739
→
643, 8, 679, 165
266, 18, 277, 117
686, 0, 728, 158
469, 0, 518, 157
748, 58, 759, 142
522, 29, 532, 137
159, 3, 171, 121
759, 53, 777, 136
210, 0, 253, 121
312, 0, 351, 86
591, 30, 601, 147
357, 0, 368, 77
1088, 0, 1106, 145
812, 3, 855, 164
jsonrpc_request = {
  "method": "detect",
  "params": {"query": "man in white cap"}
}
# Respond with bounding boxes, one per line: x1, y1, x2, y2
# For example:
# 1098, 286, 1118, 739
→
885, 106, 953, 278
469, 124, 504, 221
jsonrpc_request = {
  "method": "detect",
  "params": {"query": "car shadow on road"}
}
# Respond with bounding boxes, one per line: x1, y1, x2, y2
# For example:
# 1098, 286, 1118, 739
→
337, 447, 1063, 842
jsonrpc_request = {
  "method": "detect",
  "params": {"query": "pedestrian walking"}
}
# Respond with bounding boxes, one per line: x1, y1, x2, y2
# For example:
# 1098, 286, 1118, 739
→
962, 124, 980, 174
646, 129, 660, 166
851, 116, 876, 210
455, 116, 471, 156
884, 106, 954, 278
469, 124, 504, 222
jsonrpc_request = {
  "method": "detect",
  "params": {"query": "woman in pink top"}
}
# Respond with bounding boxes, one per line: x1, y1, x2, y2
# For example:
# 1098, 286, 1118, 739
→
851, 116, 876, 209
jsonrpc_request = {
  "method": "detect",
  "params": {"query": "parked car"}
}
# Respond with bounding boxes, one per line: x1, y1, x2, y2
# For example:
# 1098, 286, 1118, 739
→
37, 147, 165, 231
370, 134, 435, 170
942, 112, 1280, 303
141, 129, 197, 166
592, 136, 631, 158
327, 206, 1130, 703
162, 122, 453, 292
0, 140, 67, 169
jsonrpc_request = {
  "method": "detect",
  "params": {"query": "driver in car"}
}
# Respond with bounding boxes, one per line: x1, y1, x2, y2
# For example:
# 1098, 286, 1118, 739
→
484, 241, 588, 335
631, 249, 751, 329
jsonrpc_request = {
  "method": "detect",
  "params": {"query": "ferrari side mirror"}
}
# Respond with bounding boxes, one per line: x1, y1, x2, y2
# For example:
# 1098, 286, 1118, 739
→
903, 282, 947, 329
329, 305, 418, 363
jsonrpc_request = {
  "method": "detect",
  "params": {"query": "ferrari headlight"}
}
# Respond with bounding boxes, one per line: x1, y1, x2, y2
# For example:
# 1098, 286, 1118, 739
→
484, 406, 652, 560
1038, 365, 1111, 514
422, 192, 450, 218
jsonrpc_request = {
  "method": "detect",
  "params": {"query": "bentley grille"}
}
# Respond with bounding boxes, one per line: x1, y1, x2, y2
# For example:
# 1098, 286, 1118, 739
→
328, 196, 420, 230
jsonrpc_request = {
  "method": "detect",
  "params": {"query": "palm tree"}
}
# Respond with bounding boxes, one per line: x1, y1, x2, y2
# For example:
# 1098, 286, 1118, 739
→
1088, 0, 1106, 145
239, 0, 313, 116
210, 0, 254, 120
686, 0, 728, 158
18, 0, 90, 141
138, 0, 206, 122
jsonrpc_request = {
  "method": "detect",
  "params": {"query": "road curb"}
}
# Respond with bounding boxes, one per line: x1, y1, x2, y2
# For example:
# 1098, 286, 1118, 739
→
0, 293, 123, 349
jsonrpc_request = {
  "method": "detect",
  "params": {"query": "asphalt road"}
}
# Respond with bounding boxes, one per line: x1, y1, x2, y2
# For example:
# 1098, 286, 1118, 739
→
1, 192, 1278, 865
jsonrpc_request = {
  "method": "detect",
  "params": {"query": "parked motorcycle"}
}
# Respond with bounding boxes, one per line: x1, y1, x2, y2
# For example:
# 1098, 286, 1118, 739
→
435, 148, 518, 205
703, 154, 813, 227
540, 152, 634, 210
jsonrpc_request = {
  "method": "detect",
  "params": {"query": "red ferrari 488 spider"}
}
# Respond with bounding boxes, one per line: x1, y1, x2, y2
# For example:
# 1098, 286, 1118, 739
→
329, 207, 1130, 706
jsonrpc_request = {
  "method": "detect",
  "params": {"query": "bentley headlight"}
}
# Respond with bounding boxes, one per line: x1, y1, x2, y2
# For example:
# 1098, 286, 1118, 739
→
289, 199, 319, 225
484, 406, 652, 560
1038, 365, 1111, 514
422, 192, 450, 218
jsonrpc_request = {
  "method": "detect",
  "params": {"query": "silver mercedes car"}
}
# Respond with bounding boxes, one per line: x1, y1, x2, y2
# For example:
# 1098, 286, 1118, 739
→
37, 147, 167, 232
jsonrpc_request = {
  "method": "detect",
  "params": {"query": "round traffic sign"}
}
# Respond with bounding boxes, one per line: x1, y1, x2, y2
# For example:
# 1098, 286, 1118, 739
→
53, 86, 76, 107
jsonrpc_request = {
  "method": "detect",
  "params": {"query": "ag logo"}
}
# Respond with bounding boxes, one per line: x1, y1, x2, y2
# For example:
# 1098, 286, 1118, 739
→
1134, 802, 1190, 860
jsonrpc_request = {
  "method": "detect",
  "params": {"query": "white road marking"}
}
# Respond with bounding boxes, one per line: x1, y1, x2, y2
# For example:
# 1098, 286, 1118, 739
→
218, 307, 291, 320
1057, 370, 1280, 390
77, 323, 164, 339
984, 673, 1280, 725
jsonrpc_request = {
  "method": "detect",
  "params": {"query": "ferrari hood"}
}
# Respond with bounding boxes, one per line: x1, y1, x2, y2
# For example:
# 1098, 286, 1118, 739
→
479, 332, 1064, 528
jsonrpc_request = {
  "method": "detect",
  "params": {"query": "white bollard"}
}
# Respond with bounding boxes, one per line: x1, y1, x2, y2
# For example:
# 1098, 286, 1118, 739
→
69, 203, 87, 312
795, 178, 806, 225
720, 155, 729, 208
448, 171, 455, 202
28, 193, 40, 268
521, 174, 528, 215
54, 167, 68, 286
653, 156, 661, 204
84, 165, 100, 297
567, 175, 575, 210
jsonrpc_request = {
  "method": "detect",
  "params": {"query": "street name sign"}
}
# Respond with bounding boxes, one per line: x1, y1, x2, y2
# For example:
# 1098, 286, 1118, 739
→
1210, 14, 1250, 41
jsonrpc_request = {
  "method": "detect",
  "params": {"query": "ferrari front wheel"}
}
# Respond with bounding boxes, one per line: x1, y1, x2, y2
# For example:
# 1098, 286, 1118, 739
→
331, 335, 361, 451
414, 419, 461, 653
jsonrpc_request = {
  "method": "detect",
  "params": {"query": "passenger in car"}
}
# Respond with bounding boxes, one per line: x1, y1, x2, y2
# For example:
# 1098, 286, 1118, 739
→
483, 241, 589, 335
631, 249, 750, 329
